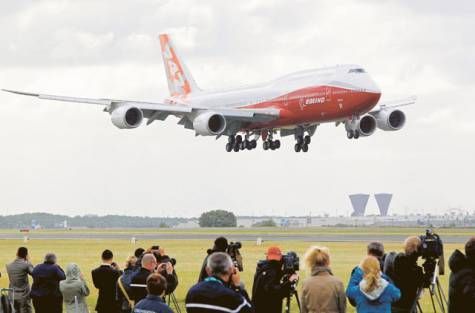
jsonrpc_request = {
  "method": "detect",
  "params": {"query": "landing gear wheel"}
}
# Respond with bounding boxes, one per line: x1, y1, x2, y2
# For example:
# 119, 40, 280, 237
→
239, 142, 245, 150
347, 131, 354, 139
274, 140, 281, 149
235, 135, 243, 144
233, 144, 240, 152
225, 143, 232, 152
263, 141, 270, 150
270, 141, 276, 150
294, 143, 301, 152
354, 130, 360, 139
304, 135, 311, 145
251, 140, 257, 149
302, 143, 309, 152
245, 140, 252, 150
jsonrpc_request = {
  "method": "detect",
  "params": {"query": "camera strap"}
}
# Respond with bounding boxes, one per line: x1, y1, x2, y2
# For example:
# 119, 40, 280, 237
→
117, 276, 134, 309
204, 277, 224, 286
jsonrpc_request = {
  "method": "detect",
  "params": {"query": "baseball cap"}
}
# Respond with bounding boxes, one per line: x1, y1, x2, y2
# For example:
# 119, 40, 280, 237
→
266, 246, 283, 261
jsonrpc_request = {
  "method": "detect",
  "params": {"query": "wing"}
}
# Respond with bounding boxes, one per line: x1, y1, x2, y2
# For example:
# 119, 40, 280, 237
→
2, 89, 279, 124
370, 95, 417, 113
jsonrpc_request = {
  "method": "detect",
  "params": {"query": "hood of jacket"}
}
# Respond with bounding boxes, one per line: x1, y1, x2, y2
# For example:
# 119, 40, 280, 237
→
359, 277, 389, 301
65, 263, 81, 281
311, 266, 332, 276
449, 249, 468, 273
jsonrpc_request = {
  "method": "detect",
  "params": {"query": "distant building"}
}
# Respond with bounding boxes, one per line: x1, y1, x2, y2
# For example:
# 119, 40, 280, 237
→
349, 194, 370, 216
375, 193, 393, 216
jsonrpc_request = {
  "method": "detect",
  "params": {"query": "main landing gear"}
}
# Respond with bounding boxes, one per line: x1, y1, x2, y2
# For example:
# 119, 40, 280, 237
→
294, 135, 311, 152
262, 131, 281, 151
225, 134, 257, 152
346, 129, 360, 139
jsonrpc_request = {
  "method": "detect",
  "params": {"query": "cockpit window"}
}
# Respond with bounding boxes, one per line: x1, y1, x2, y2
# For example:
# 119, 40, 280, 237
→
349, 68, 365, 73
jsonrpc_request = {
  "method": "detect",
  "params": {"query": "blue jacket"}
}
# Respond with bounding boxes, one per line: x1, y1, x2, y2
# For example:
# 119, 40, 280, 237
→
347, 277, 401, 313
30, 262, 66, 299
133, 295, 173, 313
186, 276, 252, 313
347, 266, 392, 307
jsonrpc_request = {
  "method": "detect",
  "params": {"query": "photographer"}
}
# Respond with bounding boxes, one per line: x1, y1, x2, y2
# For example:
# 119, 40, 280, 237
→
198, 237, 229, 282
6, 247, 34, 313
186, 252, 252, 313
131, 254, 159, 303
448, 236, 475, 313
390, 236, 424, 313
252, 246, 298, 313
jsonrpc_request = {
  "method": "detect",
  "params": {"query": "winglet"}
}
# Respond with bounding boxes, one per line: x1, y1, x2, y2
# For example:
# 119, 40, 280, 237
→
2, 89, 40, 97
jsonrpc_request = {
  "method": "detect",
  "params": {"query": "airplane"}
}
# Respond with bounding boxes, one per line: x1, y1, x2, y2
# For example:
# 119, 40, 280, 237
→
3, 34, 415, 153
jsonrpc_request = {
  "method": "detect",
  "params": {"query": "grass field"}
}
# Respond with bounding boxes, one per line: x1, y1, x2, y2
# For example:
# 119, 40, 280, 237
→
0, 228, 471, 312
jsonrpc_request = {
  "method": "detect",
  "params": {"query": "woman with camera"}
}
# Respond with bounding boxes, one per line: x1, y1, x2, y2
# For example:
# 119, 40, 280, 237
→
347, 256, 401, 313
300, 246, 346, 313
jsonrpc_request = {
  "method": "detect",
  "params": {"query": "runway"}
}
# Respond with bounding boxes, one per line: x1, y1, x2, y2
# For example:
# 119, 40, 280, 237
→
0, 231, 470, 243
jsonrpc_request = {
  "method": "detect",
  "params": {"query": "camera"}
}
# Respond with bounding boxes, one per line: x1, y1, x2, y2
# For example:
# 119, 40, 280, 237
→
158, 254, 177, 267
419, 229, 443, 260
227, 241, 243, 272
282, 251, 300, 275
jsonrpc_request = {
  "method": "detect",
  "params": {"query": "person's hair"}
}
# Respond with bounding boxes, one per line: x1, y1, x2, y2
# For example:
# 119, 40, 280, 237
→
465, 237, 475, 260
125, 255, 137, 269
367, 242, 384, 258
44, 253, 57, 264
213, 237, 229, 252
304, 246, 330, 269
17, 247, 28, 259
207, 252, 233, 276
141, 253, 157, 268
146, 273, 168, 296
360, 256, 382, 293
102, 249, 114, 261
404, 236, 421, 255
134, 248, 145, 258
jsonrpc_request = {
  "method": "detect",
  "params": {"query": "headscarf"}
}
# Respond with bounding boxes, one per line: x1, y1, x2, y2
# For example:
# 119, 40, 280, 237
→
65, 263, 81, 281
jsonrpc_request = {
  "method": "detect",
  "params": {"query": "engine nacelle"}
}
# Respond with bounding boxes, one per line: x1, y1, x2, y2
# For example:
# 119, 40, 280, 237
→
372, 109, 406, 131
193, 111, 227, 136
345, 114, 377, 137
110, 105, 143, 129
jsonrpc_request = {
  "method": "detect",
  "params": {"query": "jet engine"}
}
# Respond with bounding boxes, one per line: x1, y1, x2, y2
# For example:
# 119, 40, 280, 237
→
372, 109, 406, 131
345, 114, 377, 137
193, 111, 227, 136
110, 105, 143, 129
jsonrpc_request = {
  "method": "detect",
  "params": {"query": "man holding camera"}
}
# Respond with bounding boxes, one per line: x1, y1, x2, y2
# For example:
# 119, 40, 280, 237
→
252, 246, 298, 313
198, 237, 229, 282
448, 237, 475, 313
186, 252, 252, 313
6, 247, 34, 313
390, 236, 424, 313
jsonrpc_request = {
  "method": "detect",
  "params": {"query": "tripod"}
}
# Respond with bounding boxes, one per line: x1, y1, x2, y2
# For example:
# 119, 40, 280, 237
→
166, 292, 182, 313
284, 284, 301, 313
411, 261, 447, 313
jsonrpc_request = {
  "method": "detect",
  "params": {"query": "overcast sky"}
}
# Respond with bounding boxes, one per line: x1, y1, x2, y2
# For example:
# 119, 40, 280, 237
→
0, 0, 474, 217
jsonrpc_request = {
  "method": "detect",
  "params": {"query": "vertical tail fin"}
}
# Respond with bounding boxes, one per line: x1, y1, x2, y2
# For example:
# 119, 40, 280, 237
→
159, 34, 200, 97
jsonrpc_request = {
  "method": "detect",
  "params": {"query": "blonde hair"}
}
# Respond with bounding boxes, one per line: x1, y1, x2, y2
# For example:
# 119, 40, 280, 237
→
404, 236, 421, 255
304, 246, 330, 269
360, 256, 381, 293
125, 255, 137, 269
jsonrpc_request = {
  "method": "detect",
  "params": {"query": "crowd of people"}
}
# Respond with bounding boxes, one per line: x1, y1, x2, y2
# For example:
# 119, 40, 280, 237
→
1, 235, 475, 313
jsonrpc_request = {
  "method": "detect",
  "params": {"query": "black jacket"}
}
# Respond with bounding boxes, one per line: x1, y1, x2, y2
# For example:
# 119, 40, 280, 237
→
391, 253, 424, 311
130, 267, 178, 304
186, 276, 252, 313
251, 260, 291, 313
448, 249, 475, 313
30, 262, 65, 299
92, 264, 121, 312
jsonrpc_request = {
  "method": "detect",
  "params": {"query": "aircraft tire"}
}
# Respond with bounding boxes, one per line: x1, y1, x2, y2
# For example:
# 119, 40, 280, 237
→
302, 143, 309, 152
225, 143, 233, 152
294, 143, 301, 152
304, 135, 311, 144
233, 144, 240, 152
347, 131, 354, 139
236, 135, 243, 144
263, 141, 269, 150
274, 140, 281, 149
354, 130, 360, 139
251, 140, 257, 149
